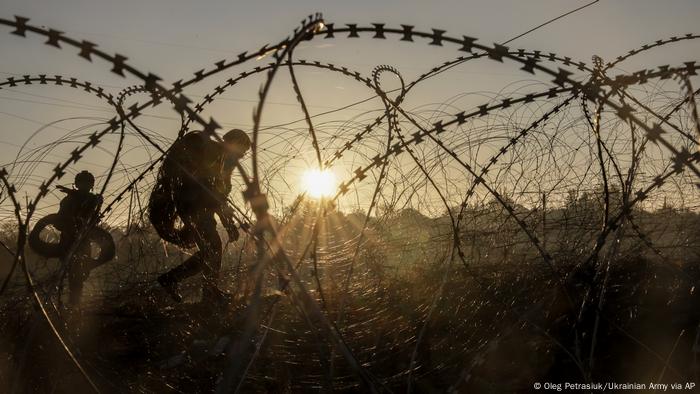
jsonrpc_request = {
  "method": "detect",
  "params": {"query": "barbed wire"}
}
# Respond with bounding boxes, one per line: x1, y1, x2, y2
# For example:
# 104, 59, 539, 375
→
0, 13, 699, 393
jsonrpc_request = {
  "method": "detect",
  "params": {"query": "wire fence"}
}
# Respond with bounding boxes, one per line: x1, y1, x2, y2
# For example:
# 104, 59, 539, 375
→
0, 13, 699, 393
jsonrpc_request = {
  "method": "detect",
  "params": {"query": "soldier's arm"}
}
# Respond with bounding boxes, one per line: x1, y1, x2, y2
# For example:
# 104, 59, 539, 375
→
94, 194, 104, 212
217, 204, 239, 241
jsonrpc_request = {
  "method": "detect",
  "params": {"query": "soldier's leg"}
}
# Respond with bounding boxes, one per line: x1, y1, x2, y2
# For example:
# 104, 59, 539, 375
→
158, 216, 203, 302
68, 258, 85, 307
159, 210, 224, 303
66, 235, 93, 308
158, 216, 204, 284
193, 210, 233, 303
192, 210, 222, 285
159, 252, 203, 283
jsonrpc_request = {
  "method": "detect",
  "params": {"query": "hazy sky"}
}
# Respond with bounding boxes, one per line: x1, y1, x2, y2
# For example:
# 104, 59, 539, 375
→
4, 0, 699, 66
1, 0, 699, 219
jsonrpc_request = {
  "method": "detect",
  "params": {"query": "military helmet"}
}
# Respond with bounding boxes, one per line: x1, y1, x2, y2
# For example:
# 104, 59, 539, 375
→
75, 170, 95, 190
222, 129, 251, 152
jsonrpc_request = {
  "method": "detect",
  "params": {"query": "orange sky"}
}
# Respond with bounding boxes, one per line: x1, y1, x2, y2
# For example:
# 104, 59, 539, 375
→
1, 0, 699, 222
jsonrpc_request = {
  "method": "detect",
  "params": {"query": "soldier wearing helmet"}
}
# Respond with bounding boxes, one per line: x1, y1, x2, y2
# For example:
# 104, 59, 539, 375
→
56, 170, 104, 307
56, 171, 101, 229
153, 129, 251, 304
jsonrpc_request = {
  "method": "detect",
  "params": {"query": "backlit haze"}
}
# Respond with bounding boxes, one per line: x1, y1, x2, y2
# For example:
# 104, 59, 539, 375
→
1, 0, 699, 225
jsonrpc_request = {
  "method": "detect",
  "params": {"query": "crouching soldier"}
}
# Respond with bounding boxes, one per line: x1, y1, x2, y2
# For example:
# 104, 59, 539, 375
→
150, 129, 250, 304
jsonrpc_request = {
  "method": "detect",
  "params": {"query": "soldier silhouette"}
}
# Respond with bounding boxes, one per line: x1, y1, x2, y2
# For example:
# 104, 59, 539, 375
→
53, 170, 103, 307
152, 129, 250, 304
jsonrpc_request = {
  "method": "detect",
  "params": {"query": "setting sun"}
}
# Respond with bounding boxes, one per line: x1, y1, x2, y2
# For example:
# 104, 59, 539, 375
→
301, 168, 337, 199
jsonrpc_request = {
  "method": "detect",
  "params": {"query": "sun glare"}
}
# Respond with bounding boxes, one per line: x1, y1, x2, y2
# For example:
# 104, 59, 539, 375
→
302, 169, 337, 199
